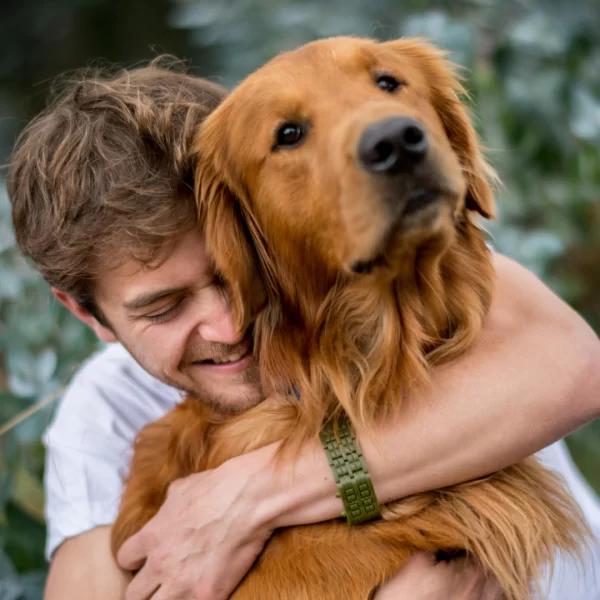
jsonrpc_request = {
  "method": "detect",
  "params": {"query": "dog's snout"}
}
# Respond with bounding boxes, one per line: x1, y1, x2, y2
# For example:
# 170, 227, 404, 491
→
358, 117, 428, 174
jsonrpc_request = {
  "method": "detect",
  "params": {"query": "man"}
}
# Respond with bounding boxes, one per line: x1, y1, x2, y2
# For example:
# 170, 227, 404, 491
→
8, 59, 600, 600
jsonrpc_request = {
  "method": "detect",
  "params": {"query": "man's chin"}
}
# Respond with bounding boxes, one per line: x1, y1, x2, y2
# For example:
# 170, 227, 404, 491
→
182, 379, 264, 416
195, 393, 264, 417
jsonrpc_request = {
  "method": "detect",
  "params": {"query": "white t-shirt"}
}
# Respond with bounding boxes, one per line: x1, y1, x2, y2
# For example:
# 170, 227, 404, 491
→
43, 343, 600, 598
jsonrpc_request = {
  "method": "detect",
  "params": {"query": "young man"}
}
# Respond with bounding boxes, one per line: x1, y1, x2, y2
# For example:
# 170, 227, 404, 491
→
8, 61, 600, 600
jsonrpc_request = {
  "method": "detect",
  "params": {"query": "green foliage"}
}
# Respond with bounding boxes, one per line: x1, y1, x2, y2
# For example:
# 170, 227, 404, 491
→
0, 546, 45, 600
0, 0, 598, 595
0, 183, 101, 588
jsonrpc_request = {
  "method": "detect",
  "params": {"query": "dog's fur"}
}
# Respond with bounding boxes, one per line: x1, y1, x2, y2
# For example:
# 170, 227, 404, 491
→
112, 38, 588, 599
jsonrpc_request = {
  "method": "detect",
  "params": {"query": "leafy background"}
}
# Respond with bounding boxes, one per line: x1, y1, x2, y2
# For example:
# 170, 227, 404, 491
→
0, 0, 599, 595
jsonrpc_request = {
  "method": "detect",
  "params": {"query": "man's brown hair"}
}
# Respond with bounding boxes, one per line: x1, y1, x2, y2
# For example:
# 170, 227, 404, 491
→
7, 57, 227, 325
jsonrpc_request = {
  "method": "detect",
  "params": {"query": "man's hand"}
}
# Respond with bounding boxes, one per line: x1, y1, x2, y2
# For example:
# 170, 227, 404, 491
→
117, 456, 275, 600
373, 553, 503, 600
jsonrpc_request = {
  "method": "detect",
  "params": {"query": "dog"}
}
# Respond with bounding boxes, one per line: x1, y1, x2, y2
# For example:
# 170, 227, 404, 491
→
112, 37, 588, 599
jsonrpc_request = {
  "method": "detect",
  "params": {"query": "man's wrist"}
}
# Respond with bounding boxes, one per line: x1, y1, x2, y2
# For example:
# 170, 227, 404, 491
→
216, 443, 283, 535
225, 440, 344, 532
271, 439, 344, 529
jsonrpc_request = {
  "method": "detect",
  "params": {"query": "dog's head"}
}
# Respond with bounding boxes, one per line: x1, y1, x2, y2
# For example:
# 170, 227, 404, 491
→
195, 37, 496, 327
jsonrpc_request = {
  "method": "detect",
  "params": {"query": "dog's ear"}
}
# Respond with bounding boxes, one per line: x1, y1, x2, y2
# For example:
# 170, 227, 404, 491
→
383, 39, 497, 220
194, 127, 267, 333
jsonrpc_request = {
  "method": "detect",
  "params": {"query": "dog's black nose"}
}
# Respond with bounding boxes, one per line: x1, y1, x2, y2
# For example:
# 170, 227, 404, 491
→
358, 117, 428, 174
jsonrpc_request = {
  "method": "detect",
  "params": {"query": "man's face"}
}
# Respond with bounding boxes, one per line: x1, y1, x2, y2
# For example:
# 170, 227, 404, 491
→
92, 228, 263, 414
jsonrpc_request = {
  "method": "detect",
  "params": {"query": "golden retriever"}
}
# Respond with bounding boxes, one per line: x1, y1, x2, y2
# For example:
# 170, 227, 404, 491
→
112, 37, 587, 599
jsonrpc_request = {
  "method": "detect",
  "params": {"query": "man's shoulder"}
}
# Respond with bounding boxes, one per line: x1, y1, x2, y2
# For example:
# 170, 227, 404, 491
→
63, 342, 181, 408
44, 343, 181, 453
69, 343, 164, 391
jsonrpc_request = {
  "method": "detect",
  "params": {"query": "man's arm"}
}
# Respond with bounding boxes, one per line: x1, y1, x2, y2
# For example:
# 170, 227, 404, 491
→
117, 253, 600, 599
291, 252, 600, 521
44, 527, 130, 600
367, 251, 600, 504
45, 533, 500, 600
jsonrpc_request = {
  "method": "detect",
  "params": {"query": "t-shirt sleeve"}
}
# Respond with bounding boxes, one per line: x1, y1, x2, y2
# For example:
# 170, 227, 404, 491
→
43, 437, 128, 560
43, 344, 181, 560
536, 442, 600, 599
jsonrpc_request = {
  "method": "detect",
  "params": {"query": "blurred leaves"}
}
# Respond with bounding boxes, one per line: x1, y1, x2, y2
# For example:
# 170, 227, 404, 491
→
0, 0, 599, 595
10, 467, 45, 524
2, 503, 47, 573
0, 563, 46, 600
1, 169, 99, 588
0, 548, 44, 600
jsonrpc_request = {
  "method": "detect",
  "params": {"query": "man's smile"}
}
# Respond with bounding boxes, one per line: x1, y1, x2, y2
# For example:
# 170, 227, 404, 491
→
191, 350, 254, 374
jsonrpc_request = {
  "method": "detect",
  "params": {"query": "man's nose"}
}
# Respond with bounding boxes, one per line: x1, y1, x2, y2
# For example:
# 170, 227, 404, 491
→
197, 294, 246, 344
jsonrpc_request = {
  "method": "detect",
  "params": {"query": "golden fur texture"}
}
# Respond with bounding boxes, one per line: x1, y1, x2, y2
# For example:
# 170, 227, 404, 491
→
112, 38, 588, 599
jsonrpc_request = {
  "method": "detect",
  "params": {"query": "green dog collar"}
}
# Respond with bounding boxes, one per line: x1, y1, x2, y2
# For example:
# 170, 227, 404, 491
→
320, 418, 382, 525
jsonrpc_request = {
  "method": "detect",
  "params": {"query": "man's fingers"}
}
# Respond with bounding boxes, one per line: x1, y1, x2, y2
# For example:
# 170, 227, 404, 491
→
166, 478, 184, 497
482, 576, 504, 600
449, 556, 490, 593
124, 561, 161, 600
370, 552, 499, 600
151, 585, 185, 600
372, 552, 435, 599
117, 529, 153, 571
409, 551, 437, 567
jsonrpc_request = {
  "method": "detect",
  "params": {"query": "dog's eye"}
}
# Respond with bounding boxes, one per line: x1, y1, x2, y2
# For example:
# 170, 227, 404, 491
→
274, 122, 306, 150
376, 75, 402, 93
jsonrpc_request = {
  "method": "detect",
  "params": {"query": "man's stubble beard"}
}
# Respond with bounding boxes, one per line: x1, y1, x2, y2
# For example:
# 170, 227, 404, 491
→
119, 337, 265, 416
180, 361, 265, 416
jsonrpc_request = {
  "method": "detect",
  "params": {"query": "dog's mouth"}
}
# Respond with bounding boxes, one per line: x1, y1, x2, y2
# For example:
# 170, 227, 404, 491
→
349, 187, 448, 275
402, 188, 441, 217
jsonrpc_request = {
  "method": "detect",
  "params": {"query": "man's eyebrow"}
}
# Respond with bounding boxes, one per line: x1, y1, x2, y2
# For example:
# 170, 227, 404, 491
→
123, 287, 186, 311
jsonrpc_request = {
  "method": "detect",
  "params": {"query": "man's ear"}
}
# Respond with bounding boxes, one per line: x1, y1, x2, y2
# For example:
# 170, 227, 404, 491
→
383, 39, 497, 220
52, 288, 117, 343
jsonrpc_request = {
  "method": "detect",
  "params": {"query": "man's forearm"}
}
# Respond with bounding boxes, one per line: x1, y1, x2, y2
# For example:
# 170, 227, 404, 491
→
256, 255, 600, 529
264, 320, 598, 529
364, 304, 599, 506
